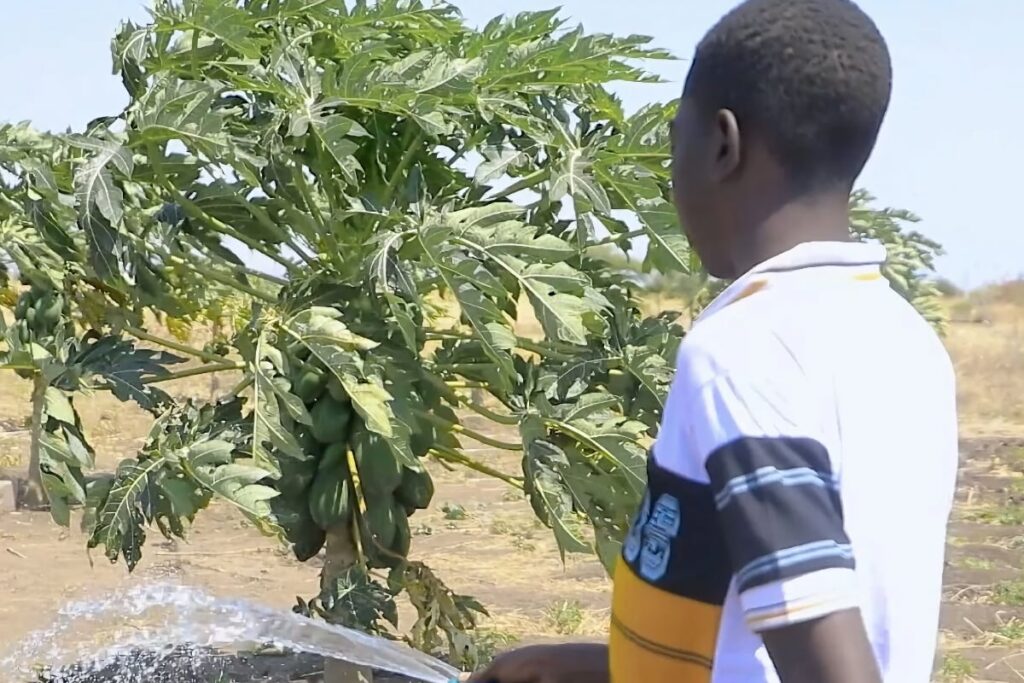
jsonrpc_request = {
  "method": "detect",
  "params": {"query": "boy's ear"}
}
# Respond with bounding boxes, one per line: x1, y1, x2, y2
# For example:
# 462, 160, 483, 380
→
713, 108, 741, 181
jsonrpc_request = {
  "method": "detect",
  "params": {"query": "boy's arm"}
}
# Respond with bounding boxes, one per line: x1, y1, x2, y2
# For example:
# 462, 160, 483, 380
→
762, 610, 882, 683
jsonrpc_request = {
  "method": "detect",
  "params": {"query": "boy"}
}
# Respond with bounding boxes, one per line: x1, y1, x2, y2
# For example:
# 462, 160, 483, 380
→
469, 0, 958, 681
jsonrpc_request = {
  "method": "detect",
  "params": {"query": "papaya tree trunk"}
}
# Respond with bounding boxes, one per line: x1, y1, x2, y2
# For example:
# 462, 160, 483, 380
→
323, 525, 373, 683
22, 374, 47, 509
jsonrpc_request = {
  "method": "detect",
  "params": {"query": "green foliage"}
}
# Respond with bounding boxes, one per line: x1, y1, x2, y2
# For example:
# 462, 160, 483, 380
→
938, 652, 974, 683
0, 0, 947, 656
849, 190, 947, 333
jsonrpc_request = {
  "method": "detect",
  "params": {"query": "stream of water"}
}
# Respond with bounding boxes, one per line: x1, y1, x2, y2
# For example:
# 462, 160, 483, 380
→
0, 581, 460, 683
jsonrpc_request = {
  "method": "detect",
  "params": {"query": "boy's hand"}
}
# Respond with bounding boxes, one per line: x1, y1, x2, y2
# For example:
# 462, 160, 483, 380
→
466, 643, 609, 683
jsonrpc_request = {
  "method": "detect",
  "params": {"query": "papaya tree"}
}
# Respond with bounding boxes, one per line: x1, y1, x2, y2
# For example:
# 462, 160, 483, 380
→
0, 0, 944, 675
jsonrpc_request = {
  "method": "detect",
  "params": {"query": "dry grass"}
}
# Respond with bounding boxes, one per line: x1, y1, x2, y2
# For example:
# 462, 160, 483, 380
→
944, 283, 1024, 435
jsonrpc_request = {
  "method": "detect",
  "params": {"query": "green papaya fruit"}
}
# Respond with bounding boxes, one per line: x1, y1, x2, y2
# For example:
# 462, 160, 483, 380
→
388, 513, 411, 564
13, 294, 29, 319
321, 442, 347, 468
352, 425, 402, 495
36, 293, 63, 329
308, 445, 352, 529
278, 452, 318, 499
368, 503, 411, 570
608, 369, 634, 398
297, 428, 320, 457
409, 423, 434, 459
17, 321, 32, 345
363, 494, 398, 551
291, 364, 327, 403
310, 394, 352, 445
277, 504, 327, 562
326, 375, 348, 403
286, 340, 311, 362
293, 523, 327, 562
395, 467, 434, 510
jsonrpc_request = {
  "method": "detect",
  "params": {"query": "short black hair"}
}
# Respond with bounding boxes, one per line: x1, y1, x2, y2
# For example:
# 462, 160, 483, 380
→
683, 0, 892, 190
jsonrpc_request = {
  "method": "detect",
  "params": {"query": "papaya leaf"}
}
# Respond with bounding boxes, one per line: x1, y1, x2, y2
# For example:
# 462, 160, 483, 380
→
87, 456, 165, 570
185, 460, 281, 537
417, 222, 516, 392
65, 334, 185, 412
595, 163, 691, 275
520, 416, 591, 560
285, 308, 379, 352
252, 333, 302, 474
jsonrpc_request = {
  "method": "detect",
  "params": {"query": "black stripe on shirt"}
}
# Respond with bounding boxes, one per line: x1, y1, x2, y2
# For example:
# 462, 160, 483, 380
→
705, 436, 855, 592
619, 458, 732, 606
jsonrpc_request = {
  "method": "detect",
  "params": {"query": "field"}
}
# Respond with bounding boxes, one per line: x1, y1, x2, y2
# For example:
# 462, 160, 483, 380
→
1, 286, 1023, 682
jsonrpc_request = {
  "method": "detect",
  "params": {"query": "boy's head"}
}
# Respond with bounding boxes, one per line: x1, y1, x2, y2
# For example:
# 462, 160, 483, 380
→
672, 0, 892, 278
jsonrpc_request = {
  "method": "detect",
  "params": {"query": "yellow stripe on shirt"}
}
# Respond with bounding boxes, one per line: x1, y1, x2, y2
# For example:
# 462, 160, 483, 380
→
610, 557, 723, 683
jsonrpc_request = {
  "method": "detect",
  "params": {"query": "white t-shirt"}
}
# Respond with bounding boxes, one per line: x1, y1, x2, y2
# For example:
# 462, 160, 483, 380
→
609, 240, 958, 683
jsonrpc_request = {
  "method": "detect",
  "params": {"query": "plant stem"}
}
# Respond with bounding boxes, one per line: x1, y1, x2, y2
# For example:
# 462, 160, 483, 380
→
231, 265, 288, 288
590, 229, 646, 249
228, 375, 254, 397
416, 410, 522, 451
381, 128, 426, 207
144, 363, 244, 385
283, 237, 316, 267
295, 173, 345, 270
167, 255, 277, 304
190, 27, 200, 77
295, 171, 327, 230
158, 180, 298, 274
429, 444, 524, 490
490, 169, 548, 200
444, 380, 485, 389
461, 399, 520, 426
425, 328, 580, 359
322, 523, 374, 683
80, 277, 130, 306
125, 326, 238, 367
515, 338, 576, 362
421, 372, 519, 425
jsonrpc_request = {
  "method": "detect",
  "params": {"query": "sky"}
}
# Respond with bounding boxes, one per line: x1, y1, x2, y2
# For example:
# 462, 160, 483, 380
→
1, 1, 1019, 287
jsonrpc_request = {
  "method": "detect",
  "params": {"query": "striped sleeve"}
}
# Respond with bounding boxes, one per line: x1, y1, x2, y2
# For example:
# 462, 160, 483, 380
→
687, 371, 860, 633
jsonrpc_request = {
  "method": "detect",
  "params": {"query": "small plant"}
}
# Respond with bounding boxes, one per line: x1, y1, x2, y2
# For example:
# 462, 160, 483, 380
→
472, 629, 520, 667
546, 600, 585, 635
443, 503, 469, 521
993, 617, 1024, 643
511, 536, 537, 553
939, 652, 974, 682
963, 505, 1024, 526
958, 556, 996, 570
990, 580, 1024, 606
490, 519, 514, 535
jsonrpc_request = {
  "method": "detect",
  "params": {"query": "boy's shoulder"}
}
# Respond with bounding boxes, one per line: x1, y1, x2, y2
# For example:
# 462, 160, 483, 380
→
676, 297, 803, 392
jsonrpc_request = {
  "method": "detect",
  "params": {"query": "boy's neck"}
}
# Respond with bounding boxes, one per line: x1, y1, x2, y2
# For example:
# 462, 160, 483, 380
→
729, 191, 852, 277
